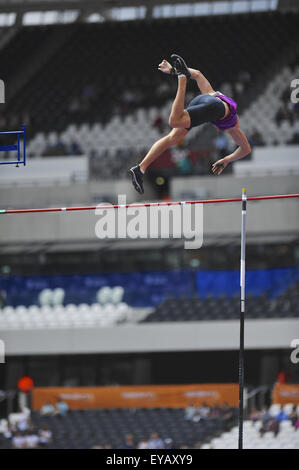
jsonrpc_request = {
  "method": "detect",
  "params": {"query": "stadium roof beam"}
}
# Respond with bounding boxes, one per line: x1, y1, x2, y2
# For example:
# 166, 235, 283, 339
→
0, 0, 253, 14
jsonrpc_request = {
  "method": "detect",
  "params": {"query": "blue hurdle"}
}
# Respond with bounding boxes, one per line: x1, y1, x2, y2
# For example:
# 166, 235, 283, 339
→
0, 125, 26, 166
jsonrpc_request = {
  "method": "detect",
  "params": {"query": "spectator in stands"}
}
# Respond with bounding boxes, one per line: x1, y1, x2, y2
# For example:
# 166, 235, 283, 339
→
69, 140, 83, 155
153, 115, 166, 134
137, 438, 149, 449
148, 432, 164, 449
276, 370, 287, 384
269, 417, 280, 437
0, 289, 6, 309
11, 431, 26, 449
41, 401, 55, 416
55, 398, 69, 416
221, 402, 235, 431
171, 146, 192, 174
289, 405, 298, 427
164, 438, 173, 449
276, 367, 293, 384
274, 405, 289, 422
17, 413, 30, 433
199, 402, 210, 418
25, 429, 40, 449
192, 408, 203, 423
1, 420, 12, 440
184, 402, 196, 421
38, 425, 53, 447
122, 433, 135, 449
259, 419, 270, 438
260, 406, 271, 425
192, 403, 209, 422
209, 404, 221, 419
249, 407, 260, 424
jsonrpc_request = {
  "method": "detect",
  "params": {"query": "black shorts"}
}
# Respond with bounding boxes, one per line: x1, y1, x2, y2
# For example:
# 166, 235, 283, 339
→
185, 94, 226, 130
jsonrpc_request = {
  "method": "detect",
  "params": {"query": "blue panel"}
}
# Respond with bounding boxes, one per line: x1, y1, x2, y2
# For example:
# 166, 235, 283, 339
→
1, 267, 298, 307
195, 267, 299, 299
0, 145, 18, 151
0, 126, 26, 165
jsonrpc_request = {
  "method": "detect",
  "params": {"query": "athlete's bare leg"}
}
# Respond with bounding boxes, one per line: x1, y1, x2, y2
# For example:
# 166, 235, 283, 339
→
139, 127, 188, 173
168, 76, 191, 129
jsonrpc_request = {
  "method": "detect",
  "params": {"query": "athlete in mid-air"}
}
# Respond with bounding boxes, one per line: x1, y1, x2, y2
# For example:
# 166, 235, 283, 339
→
130, 54, 251, 194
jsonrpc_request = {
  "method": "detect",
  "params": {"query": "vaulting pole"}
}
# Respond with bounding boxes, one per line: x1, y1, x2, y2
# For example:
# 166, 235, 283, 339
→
238, 188, 247, 449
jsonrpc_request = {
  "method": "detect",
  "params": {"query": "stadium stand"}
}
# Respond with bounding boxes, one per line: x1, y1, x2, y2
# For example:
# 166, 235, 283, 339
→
1, 12, 299, 177
204, 403, 299, 449
0, 406, 238, 449
0, 269, 298, 327
1, 402, 298, 449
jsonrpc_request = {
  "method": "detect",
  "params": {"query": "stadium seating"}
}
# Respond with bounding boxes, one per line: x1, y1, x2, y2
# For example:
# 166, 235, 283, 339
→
3, 407, 237, 449
0, 303, 151, 329
142, 286, 299, 323
2, 12, 299, 177
1, 269, 298, 327
1, 404, 298, 449
204, 415, 299, 449
1, 281, 298, 329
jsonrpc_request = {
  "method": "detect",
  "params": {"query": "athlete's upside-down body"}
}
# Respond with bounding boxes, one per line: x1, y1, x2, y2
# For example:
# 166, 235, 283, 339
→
130, 54, 251, 194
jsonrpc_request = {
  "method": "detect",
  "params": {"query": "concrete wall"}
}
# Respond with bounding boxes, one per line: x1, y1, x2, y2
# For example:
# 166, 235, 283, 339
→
1, 319, 297, 356
170, 174, 299, 201
0, 176, 142, 209
234, 145, 299, 176
1, 172, 297, 210
0, 156, 89, 186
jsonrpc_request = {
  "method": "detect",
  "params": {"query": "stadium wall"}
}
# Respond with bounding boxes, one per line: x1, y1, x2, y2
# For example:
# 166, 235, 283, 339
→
1, 318, 298, 355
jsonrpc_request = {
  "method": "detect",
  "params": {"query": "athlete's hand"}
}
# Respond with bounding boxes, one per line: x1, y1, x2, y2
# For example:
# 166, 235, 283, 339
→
158, 59, 172, 74
212, 158, 229, 175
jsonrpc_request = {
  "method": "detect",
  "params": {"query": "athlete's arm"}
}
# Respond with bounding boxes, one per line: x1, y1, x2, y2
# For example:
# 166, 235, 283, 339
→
212, 121, 251, 175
